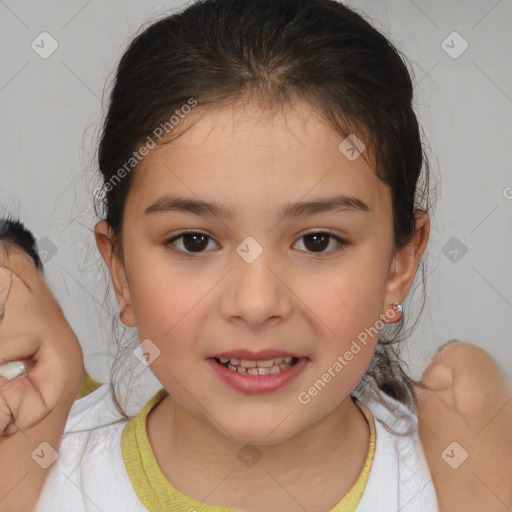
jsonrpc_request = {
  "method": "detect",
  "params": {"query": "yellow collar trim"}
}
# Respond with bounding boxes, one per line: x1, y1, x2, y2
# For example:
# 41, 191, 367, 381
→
121, 390, 375, 512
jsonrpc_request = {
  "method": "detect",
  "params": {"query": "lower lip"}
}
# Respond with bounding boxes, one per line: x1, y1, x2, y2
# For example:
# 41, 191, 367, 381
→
207, 357, 309, 394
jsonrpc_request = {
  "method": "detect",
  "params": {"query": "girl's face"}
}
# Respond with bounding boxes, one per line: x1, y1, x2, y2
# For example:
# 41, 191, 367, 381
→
96, 99, 428, 444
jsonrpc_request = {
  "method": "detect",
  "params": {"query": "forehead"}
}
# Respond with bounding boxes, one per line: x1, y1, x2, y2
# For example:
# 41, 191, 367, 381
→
126, 99, 391, 220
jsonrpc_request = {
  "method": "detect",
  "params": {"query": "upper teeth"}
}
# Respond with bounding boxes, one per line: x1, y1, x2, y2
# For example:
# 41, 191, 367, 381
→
219, 356, 293, 368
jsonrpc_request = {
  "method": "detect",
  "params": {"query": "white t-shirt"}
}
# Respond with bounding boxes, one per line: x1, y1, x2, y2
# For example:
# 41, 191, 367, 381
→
34, 382, 439, 511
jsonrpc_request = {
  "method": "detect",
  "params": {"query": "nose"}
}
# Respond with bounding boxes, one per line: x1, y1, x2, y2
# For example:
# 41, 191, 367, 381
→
220, 247, 293, 330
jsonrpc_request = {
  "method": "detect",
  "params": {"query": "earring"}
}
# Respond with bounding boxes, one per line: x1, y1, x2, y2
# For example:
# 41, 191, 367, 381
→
381, 301, 404, 324
392, 301, 404, 322
393, 302, 404, 316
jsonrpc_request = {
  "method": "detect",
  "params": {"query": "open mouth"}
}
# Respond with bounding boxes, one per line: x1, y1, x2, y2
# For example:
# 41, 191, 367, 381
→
208, 355, 309, 393
213, 356, 300, 375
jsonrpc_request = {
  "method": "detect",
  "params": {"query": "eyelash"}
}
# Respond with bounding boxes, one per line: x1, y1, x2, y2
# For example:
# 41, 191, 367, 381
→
164, 231, 349, 257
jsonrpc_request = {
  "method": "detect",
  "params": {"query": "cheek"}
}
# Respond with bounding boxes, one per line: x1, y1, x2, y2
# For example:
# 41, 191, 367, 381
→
128, 269, 186, 341
127, 269, 216, 384
299, 257, 388, 375
306, 264, 387, 330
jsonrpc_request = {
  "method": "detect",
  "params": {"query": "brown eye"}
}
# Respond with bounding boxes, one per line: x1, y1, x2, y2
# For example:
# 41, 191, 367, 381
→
166, 232, 218, 255
293, 232, 347, 254
165, 230, 348, 257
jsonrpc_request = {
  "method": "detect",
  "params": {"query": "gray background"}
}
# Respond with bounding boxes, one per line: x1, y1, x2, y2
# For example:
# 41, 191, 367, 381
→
1, 0, 511, 397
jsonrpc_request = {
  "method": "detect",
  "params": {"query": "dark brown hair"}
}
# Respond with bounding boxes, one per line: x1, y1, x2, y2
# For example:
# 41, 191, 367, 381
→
0, 217, 43, 272
94, 0, 435, 419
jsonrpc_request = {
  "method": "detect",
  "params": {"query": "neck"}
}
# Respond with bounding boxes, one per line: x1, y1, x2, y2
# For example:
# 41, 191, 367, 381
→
146, 393, 371, 511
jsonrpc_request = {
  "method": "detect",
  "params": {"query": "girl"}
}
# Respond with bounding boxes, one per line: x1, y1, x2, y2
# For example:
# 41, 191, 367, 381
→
1, 0, 511, 510
1, 223, 511, 512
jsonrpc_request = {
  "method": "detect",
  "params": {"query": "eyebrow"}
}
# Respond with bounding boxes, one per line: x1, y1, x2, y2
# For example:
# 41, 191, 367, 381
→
144, 194, 370, 219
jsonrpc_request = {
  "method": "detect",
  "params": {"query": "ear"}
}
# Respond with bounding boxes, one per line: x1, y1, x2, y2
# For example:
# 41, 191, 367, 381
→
94, 220, 136, 327
383, 210, 430, 320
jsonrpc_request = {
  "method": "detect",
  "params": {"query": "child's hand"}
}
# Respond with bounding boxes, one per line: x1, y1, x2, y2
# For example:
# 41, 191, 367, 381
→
416, 341, 512, 511
0, 245, 84, 437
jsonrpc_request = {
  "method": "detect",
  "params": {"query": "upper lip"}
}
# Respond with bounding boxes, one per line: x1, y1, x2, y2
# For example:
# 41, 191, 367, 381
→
210, 349, 307, 360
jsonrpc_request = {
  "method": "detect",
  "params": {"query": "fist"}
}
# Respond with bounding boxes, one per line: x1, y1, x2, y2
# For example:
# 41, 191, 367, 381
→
0, 244, 84, 436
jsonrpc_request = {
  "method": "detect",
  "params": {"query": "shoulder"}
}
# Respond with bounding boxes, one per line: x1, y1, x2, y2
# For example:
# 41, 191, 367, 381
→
352, 382, 440, 512
34, 384, 146, 512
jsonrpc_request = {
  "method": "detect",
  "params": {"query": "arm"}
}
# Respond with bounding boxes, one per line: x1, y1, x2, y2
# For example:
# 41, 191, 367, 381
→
416, 340, 512, 512
0, 234, 85, 511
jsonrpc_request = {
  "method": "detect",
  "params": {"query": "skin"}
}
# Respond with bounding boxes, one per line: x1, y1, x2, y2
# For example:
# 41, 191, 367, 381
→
0, 246, 84, 512
417, 342, 512, 511
95, 98, 430, 511
1, 102, 509, 512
